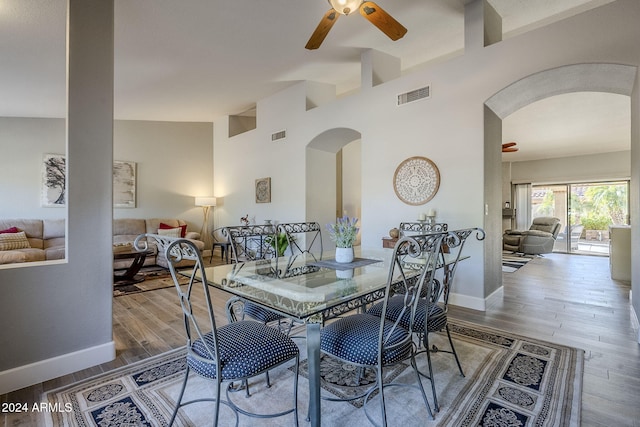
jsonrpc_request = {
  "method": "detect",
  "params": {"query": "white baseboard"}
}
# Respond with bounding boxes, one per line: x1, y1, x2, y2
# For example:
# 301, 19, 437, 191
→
631, 290, 640, 343
449, 285, 504, 312
0, 341, 115, 395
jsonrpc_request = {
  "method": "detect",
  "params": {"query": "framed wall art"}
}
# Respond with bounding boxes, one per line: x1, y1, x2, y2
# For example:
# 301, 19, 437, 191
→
42, 153, 66, 207
113, 160, 136, 208
255, 177, 271, 203
41, 155, 137, 208
393, 156, 440, 205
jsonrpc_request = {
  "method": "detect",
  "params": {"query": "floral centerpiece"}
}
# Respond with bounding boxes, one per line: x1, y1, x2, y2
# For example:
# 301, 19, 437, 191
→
326, 216, 359, 263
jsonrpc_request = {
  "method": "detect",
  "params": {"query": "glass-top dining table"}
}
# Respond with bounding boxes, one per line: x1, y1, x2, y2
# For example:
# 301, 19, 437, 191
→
200, 247, 463, 427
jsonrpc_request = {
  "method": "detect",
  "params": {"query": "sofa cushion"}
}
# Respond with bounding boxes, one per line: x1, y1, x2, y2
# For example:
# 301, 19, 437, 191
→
0, 226, 20, 234
43, 219, 65, 239
113, 219, 147, 246
0, 251, 27, 264
146, 218, 188, 236
157, 227, 182, 238
0, 219, 44, 249
160, 222, 187, 237
45, 247, 66, 260
0, 231, 31, 251
19, 249, 47, 262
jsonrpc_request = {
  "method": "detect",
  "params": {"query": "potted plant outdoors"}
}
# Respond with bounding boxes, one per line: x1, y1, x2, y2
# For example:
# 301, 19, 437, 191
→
327, 215, 359, 263
265, 232, 290, 257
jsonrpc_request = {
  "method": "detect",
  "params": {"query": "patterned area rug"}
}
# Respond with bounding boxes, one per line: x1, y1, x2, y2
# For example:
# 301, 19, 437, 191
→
295, 354, 408, 408
113, 267, 187, 297
502, 252, 534, 273
43, 319, 583, 426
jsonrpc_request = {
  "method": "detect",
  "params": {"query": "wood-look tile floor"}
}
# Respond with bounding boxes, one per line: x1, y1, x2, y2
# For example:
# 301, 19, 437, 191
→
2, 252, 638, 426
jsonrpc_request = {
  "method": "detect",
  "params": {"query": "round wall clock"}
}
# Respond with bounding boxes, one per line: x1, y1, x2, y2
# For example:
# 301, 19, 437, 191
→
393, 156, 440, 205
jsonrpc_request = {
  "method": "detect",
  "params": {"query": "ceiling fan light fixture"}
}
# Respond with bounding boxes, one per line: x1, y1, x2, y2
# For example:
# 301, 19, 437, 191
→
328, 0, 362, 15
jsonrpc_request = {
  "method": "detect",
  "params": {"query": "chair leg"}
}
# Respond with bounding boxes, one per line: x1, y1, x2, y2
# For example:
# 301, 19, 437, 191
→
409, 353, 435, 420
376, 367, 388, 427
423, 332, 439, 412
445, 324, 465, 377
169, 367, 190, 427
292, 355, 300, 427
213, 378, 222, 427
265, 371, 271, 388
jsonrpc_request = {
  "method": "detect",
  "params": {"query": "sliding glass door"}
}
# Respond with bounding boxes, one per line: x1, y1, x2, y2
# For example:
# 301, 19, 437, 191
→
529, 181, 629, 255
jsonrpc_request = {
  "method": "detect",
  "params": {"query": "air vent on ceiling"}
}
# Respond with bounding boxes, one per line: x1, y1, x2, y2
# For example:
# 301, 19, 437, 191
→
397, 85, 431, 106
271, 130, 286, 142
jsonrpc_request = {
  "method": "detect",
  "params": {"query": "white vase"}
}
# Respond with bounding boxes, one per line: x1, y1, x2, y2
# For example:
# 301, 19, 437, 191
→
336, 268, 354, 279
335, 247, 354, 263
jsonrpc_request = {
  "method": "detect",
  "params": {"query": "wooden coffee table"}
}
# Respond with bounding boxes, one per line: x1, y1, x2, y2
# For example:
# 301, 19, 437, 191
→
113, 247, 153, 286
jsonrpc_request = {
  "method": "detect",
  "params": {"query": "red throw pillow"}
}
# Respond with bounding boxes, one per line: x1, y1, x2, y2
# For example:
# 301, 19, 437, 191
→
159, 222, 187, 238
0, 226, 20, 234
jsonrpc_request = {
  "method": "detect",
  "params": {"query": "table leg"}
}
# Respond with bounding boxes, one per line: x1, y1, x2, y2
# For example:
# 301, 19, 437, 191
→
114, 253, 147, 285
306, 322, 321, 427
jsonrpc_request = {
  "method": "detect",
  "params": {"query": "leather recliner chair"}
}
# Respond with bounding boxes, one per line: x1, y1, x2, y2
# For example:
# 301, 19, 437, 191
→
503, 217, 562, 255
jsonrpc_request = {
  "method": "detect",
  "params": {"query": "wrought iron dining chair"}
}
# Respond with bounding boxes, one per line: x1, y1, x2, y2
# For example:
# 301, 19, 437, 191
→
320, 232, 447, 426
367, 227, 485, 412
225, 224, 278, 262
223, 225, 294, 342
399, 221, 448, 236
278, 221, 323, 265
135, 234, 300, 427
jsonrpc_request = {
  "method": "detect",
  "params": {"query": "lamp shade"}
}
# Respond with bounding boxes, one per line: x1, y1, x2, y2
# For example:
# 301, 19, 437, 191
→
195, 197, 217, 207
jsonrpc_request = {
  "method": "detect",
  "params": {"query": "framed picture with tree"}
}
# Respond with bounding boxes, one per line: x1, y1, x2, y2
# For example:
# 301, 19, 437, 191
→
42, 154, 66, 207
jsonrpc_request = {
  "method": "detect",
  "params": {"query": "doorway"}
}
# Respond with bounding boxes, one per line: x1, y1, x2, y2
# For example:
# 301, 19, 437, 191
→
529, 181, 629, 255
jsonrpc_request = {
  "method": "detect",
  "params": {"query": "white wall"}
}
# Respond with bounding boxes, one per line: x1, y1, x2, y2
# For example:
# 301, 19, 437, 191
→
0, 118, 65, 219
113, 120, 214, 228
212, 0, 640, 311
342, 140, 362, 221
0, 119, 213, 230
509, 151, 631, 184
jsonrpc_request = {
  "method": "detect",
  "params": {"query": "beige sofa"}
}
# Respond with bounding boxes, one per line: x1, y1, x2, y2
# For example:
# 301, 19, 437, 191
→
0, 218, 203, 268
0, 219, 65, 264
113, 218, 204, 269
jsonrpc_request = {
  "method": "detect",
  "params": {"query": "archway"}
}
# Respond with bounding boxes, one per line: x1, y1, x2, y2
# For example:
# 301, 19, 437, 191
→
306, 127, 362, 248
484, 63, 637, 292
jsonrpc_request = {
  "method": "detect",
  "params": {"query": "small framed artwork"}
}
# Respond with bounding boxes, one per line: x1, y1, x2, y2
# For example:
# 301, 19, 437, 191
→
113, 161, 136, 208
42, 153, 66, 207
255, 177, 271, 203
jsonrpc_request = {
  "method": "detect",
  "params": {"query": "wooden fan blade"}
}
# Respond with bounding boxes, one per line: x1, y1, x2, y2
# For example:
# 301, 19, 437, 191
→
305, 9, 340, 50
359, 1, 407, 41
502, 142, 517, 149
502, 147, 519, 152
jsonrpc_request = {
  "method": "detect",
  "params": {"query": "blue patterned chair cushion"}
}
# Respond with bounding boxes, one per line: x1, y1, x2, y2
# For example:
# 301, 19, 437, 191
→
188, 320, 299, 380
243, 301, 285, 323
320, 313, 411, 366
367, 296, 447, 333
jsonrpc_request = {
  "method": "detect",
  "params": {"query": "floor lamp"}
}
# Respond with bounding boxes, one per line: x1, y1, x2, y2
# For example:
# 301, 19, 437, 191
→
195, 197, 216, 251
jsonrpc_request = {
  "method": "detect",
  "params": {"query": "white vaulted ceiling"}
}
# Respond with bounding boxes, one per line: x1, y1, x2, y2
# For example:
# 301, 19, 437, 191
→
0, 0, 627, 161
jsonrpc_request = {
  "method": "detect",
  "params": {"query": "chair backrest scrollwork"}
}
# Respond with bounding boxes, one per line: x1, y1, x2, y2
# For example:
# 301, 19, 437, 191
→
381, 232, 447, 353
399, 222, 448, 236
138, 234, 219, 370
277, 222, 323, 263
437, 227, 485, 305
223, 224, 278, 263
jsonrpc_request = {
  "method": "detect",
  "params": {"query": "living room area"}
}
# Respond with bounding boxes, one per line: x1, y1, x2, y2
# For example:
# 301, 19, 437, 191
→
1, 0, 639, 425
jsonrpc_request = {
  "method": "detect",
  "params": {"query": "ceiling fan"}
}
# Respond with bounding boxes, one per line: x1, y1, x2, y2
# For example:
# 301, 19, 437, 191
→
502, 142, 519, 152
305, 0, 407, 50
